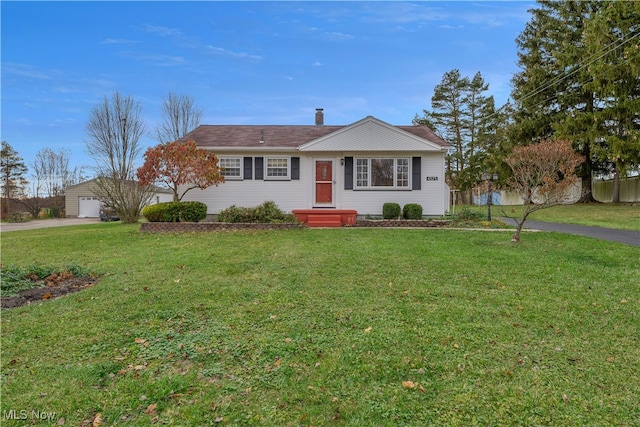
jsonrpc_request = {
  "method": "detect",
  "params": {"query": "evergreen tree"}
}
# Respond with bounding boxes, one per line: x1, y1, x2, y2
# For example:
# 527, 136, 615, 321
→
1, 141, 28, 218
583, 1, 640, 202
510, 1, 640, 202
415, 69, 495, 203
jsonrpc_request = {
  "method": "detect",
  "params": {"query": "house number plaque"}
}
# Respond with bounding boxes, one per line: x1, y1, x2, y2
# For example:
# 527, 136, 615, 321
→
426, 176, 438, 181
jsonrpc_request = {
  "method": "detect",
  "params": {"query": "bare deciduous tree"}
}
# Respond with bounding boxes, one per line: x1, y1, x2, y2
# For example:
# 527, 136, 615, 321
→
32, 147, 85, 199
86, 92, 153, 223
155, 93, 202, 144
504, 139, 585, 242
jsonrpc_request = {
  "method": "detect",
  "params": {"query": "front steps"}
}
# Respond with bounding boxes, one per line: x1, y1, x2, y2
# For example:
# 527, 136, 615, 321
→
292, 209, 358, 227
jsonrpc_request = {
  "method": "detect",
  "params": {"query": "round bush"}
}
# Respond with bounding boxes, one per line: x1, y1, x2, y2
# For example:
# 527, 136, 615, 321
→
218, 205, 255, 223
142, 201, 207, 222
179, 201, 207, 222
382, 202, 401, 219
218, 201, 291, 223
403, 203, 423, 219
141, 204, 165, 222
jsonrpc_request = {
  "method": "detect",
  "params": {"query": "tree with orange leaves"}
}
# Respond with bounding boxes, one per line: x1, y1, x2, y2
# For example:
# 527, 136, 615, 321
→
137, 140, 223, 202
505, 139, 584, 242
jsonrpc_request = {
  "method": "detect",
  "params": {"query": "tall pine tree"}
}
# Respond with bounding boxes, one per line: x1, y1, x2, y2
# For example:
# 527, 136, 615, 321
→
1, 141, 28, 218
511, 1, 604, 202
583, 1, 640, 202
415, 69, 495, 203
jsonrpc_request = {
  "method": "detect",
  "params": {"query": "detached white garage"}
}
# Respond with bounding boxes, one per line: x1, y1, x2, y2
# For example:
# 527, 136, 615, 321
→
65, 178, 173, 218
78, 196, 102, 218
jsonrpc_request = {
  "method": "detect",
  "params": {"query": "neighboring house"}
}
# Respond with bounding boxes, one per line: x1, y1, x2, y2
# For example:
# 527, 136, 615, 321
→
179, 110, 452, 225
65, 178, 173, 218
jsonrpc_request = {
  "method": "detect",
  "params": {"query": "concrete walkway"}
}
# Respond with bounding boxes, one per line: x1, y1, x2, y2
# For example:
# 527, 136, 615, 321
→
500, 217, 640, 247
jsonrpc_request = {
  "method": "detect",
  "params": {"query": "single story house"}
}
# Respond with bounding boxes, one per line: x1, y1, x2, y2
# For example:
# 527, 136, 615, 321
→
179, 109, 451, 226
65, 178, 173, 218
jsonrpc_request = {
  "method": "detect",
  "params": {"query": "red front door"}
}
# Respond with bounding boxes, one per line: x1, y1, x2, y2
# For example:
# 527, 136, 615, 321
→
315, 160, 333, 205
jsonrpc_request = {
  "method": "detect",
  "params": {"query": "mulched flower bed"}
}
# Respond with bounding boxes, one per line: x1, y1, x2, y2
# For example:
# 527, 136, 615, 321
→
1, 276, 98, 309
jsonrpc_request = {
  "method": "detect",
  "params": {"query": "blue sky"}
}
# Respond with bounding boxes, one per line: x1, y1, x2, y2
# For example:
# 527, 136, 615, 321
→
1, 1, 535, 172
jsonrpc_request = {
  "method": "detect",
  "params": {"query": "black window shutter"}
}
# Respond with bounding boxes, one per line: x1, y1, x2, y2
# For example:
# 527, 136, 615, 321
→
255, 157, 264, 180
243, 157, 253, 180
344, 157, 354, 190
291, 157, 300, 180
412, 157, 421, 190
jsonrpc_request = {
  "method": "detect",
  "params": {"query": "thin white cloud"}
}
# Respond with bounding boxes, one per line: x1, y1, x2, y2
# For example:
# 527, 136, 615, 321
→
324, 31, 353, 40
122, 52, 186, 66
101, 38, 138, 45
2, 63, 52, 80
312, 61, 323, 67
206, 45, 262, 61
141, 24, 183, 37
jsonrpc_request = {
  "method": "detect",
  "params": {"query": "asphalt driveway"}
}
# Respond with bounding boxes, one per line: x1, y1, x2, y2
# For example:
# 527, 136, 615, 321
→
0, 218, 101, 232
501, 218, 640, 247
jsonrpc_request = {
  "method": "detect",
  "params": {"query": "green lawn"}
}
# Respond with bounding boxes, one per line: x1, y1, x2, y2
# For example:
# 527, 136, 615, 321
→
456, 203, 639, 230
1, 223, 639, 426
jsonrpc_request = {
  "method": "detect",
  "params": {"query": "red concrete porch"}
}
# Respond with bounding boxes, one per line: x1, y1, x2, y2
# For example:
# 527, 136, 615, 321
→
292, 209, 358, 227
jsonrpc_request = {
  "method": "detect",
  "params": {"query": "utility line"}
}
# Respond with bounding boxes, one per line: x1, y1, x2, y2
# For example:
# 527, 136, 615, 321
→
484, 28, 640, 123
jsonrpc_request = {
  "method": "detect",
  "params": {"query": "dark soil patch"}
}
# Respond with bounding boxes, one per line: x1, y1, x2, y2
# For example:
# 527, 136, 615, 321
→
1, 276, 98, 309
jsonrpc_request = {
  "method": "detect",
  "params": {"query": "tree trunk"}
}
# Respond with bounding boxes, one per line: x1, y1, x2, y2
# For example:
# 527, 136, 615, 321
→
577, 173, 595, 203
612, 168, 620, 204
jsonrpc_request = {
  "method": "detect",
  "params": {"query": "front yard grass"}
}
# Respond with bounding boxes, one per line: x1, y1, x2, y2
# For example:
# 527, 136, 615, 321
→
457, 202, 639, 231
1, 223, 639, 426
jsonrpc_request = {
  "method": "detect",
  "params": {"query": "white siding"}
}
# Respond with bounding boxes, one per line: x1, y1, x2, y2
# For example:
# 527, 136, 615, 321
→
336, 152, 446, 216
182, 152, 448, 216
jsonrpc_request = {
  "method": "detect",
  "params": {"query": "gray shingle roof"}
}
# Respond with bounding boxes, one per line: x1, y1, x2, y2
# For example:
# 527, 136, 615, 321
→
180, 118, 449, 149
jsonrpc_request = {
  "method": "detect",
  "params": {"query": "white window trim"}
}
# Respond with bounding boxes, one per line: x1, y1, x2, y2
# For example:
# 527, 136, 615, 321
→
265, 156, 290, 180
219, 156, 243, 180
354, 157, 411, 190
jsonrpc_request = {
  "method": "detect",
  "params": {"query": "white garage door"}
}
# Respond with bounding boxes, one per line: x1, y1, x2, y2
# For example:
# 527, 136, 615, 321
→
78, 197, 101, 218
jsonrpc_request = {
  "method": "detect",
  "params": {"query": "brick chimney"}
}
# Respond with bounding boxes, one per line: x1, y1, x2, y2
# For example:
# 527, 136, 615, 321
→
315, 108, 324, 126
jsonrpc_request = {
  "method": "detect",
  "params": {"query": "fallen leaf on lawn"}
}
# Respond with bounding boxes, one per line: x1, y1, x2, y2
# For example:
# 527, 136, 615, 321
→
42, 292, 52, 300
402, 381, 417, 389
606, 356, 615, 362
364, 327, 372, 333
620, 299, 628, 304
134, 365, 145, 370
284, 337, 292, 343
57, 418, 65, 425
145, 403, 157, 415
274, 358, 282, 367
214, 417, 223, 423
92, 413, 103, 427
174, 278, 180, 283
562, 394, 568, 404
135, 338, 147, 344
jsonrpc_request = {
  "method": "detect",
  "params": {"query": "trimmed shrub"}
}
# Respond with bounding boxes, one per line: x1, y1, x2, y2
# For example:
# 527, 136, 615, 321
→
254, 200, 286, 223
218, 201, 293, 223
141, 204, 165, 222
142, 201, 207, 222
179, 201, 207, 222
217, 205, 255, 223
403, 203, 423, 219
382, 202, 401, 219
